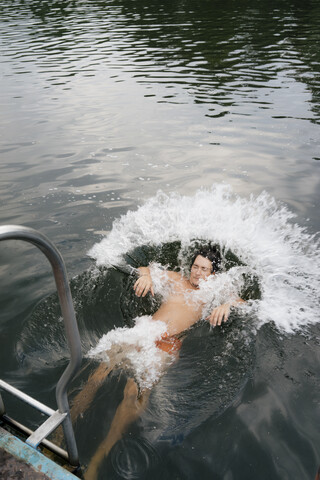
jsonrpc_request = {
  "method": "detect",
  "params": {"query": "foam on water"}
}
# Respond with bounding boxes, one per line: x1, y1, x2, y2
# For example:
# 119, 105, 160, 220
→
89, 184, 320, 333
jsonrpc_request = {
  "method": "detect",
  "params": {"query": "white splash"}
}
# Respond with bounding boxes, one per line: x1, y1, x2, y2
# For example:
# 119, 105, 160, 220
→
148, 262, 246, 313
87, 316, 172, 389
88, 184, 320, 333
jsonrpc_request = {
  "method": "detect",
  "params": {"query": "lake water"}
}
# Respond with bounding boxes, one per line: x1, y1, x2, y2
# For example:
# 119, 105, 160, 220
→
0, 0, 319, 479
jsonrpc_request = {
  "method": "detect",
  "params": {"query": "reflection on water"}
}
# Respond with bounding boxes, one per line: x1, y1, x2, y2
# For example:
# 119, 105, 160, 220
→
1, 0, 319, 235
2, 0, 319, 108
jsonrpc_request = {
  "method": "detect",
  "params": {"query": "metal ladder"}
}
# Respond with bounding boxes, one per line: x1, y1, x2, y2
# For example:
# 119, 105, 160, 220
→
0, 225, 82, 467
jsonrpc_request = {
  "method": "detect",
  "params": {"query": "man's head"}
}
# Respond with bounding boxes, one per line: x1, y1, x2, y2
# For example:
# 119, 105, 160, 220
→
189, 246, 221, 288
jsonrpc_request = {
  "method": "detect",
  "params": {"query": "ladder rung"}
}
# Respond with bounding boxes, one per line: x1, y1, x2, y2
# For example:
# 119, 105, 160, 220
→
1, 414, 69, 460
0, 380, 55, 416
26, 410, 67, 448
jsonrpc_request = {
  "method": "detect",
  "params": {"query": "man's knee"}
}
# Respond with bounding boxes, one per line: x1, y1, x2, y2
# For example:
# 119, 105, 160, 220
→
123, 378, 139, 403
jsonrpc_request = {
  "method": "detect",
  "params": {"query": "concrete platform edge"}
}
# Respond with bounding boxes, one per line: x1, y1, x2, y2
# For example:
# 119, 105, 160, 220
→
0, 426, 78, 479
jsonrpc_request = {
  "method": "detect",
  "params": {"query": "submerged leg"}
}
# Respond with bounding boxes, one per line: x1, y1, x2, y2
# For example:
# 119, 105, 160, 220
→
70, 362, 112, 424
51, 362, 112, 447
84, 378, 150, 480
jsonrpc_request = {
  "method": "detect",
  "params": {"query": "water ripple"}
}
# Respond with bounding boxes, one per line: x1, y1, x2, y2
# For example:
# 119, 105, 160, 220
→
1, 0, 319, 115
110, 437, 160, 479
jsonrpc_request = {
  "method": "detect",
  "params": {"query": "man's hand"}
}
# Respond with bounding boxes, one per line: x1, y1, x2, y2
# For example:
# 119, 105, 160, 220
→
134, 274, 154, 297
206, 304, 231, 327
206, 298, 245, 327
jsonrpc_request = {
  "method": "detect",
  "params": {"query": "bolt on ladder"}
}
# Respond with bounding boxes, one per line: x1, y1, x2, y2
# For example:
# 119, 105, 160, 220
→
0, 225, 82, 467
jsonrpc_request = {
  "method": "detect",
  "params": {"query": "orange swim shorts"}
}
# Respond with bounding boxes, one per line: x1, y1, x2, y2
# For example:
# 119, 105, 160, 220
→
155, 333, 182, 354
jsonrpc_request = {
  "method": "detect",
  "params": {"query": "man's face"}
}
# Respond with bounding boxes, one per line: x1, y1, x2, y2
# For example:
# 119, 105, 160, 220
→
189, 255, 213, 287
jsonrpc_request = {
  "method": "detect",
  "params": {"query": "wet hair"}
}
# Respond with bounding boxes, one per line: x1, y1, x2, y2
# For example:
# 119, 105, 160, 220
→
191, 246, 221, 273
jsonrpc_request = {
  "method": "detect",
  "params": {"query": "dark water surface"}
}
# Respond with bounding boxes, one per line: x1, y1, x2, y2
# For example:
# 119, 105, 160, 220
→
0, 1, 320, 479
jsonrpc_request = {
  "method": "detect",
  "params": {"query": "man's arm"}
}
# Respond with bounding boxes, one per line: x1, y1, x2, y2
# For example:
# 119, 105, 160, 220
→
206, 298, 245, 327
134, 267, 154, 297
133, 266, 182, 298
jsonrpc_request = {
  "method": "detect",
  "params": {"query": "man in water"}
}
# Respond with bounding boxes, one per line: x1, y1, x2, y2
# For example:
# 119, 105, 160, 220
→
74, 247, 244, 479
134, 247, 242, 332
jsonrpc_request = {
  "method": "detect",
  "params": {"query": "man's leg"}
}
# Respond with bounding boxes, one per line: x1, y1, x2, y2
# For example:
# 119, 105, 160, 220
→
52, 362, 112, 447
84, 378, 150, 480
70, 362, 112, 424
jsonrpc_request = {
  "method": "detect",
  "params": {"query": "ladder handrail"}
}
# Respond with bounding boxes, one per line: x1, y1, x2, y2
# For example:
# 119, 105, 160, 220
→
0, 225, 82, 466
